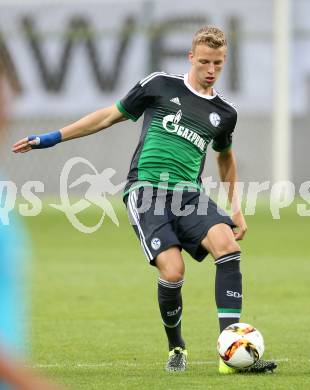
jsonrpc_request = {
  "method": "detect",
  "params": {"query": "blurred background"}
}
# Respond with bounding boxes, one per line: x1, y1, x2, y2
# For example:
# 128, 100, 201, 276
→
0, 0, 309, 192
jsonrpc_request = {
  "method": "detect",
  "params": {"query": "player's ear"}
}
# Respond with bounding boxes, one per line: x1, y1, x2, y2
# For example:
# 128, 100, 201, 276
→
223, 46, 227, 63
188, 50, 194, 64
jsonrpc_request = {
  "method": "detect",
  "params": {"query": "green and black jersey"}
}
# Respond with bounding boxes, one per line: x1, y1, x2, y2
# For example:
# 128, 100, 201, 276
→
116, 72, 237, 196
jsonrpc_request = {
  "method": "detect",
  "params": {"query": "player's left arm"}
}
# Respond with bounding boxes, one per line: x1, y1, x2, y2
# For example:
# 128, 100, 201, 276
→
216, 149, 248, 240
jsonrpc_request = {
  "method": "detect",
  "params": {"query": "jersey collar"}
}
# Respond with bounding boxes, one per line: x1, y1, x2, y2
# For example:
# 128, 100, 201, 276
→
183, 73, 217, 100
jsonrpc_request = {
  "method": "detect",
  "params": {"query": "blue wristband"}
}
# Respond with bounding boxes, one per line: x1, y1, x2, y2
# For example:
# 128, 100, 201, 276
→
28, 130, 62, 149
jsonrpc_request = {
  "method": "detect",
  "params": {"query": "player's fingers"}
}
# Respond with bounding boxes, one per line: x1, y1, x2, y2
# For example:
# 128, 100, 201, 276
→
12, 143, 27, 152
13, 145, 30, 153
18, 144, 33, 153
235, 232, 243, 241
233, 230, 240, 240
12, 138, 36, 153
12, 137, 29, 149
20, 145, 32, 153
12, 142, 28, 152
235, 226, 247, 241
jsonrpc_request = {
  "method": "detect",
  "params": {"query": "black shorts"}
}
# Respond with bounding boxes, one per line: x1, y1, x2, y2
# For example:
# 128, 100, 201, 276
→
124, 186, 235, 265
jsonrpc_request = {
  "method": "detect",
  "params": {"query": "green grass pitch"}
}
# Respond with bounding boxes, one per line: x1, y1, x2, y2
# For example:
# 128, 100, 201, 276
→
26, 200, 309, 389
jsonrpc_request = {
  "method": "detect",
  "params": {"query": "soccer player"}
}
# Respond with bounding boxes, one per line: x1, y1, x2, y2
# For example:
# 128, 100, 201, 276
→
12, 26, 277, 374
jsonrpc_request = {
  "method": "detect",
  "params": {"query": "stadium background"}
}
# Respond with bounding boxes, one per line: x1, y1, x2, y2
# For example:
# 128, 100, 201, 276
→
1, 0, 310, 189
0, 0, 309, 389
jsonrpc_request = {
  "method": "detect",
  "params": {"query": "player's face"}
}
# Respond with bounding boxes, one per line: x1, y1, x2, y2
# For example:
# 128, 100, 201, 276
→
188, 45, 226, 89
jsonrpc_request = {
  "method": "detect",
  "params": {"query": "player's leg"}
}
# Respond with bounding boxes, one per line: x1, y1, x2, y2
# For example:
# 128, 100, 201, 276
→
176, 191, 276, 373
175, 191, 242, 332
202, 224, 277, 374
155, 246, 187, 372
201, 223, 242, 332
155, 246, 185, 348
125, 188, 187, 371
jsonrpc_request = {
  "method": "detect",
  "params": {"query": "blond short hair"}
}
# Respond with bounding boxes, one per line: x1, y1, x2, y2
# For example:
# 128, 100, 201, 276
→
192, 26, 227, 51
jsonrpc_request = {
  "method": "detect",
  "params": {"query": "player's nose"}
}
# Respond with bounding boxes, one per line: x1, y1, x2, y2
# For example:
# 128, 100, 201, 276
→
207, 63, 215, 74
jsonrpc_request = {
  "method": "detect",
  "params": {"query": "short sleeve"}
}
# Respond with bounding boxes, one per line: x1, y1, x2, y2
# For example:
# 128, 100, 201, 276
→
116, 79, 153, 122
212, 113, 237, 152
212, 130, 233, 152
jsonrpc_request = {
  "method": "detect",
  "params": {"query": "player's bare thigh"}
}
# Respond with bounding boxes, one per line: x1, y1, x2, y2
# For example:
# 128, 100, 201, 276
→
201, 223, 240, 260
155, 246, 185, 282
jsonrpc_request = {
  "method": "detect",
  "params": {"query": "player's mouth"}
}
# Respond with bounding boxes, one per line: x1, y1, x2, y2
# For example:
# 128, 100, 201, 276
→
205, 77, 215, 83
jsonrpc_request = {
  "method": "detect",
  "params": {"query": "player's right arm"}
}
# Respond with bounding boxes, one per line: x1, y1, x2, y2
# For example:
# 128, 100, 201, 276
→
12, 104, 127, 154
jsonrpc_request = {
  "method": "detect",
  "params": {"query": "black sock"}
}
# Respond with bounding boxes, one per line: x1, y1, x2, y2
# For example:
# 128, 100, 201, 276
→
215, 252, 242, 332
158, 278, 185, 350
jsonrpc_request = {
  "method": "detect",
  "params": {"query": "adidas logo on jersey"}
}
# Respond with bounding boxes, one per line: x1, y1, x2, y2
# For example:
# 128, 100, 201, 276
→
170, 97, 181, 106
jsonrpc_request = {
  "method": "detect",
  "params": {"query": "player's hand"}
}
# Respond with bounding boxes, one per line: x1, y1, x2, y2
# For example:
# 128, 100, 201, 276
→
12, 131, 62, 153
231, 210, 248, 240
12, 137, 38, 153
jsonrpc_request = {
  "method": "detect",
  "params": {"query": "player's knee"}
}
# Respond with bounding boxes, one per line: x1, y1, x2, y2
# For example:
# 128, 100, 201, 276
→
155, 247, 185, 282
162, 270, 184, 283
161, 258, 185, 282
156, 258, 184, 282
215, 240, 240, 259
